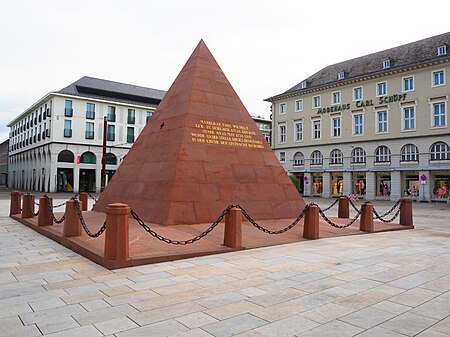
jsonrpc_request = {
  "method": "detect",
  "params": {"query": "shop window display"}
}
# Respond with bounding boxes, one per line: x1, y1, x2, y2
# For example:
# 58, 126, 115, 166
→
376, 172, 391, 197
312, 174, 323, 195
433, 175, 449, 199
331, 174, 343, 195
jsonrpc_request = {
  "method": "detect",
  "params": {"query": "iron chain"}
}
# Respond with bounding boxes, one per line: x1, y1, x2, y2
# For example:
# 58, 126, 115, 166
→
74, 198, 106, 238
346, 196, 361, 213
27, 193, 39, 216
130, 205, 236, 245
373, 200, 403, 223
16, 194, 22, 212
320, 196, 341, 213
44, 194, 66, 224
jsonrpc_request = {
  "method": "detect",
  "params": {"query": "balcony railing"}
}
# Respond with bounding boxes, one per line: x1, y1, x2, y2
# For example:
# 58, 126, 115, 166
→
64, 129, 72, 137
64, 108, 73, 117
85, 131, 94, 139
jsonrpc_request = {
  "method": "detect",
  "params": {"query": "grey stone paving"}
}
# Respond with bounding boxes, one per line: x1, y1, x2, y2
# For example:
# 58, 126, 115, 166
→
0, 192, 449, 336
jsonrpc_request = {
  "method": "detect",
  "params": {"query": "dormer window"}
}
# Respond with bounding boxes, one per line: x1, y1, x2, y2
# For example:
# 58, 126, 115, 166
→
438, 45, 447, 56
382, 59, 391, 69
300, 81, 307, 89
337, 71, 345, 80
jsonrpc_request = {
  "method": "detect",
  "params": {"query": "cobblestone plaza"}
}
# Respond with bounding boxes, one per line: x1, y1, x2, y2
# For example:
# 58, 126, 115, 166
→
0, 191, 449, 337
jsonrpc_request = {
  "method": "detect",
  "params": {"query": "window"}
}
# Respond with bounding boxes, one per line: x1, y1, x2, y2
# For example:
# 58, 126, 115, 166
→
294, 121, 303, 141
438, 45, 447, 56
312, 119, 321, 139
313, 96, 321, 108
279, 124, 286, 143
311, 151, 323, 165
433, 70, 445, 86
107, 125, 115, 141
375, 146, 391, 163
403, 106, 415, 130
295, 99, 303, 112
377, 82, 387, 96
353, 87, 363, 101
63, 120, 72, 137
351, 147, 366, 163
107, 106, 116, 122
403, 76, 414, 92
279, 103, 286, 115
80, 151, 96, 164
430, 142, 450, 160
332, 116, 341, 137
85, 122, 94, 139
146, 111, 153, 122
330, 149, 343, 164
127, 109, 135, 124
106, 153, 117, 165
293, 152, 304, 166
57, 150, 74, 163
332, 91, 341, 105
300, 81, 307, 89
353, 114, 364, 135
401, 144, 419, 162
279, 152, 285, 162
127, 127, 135, 143
433, 102, 447, 127
86, 103, 95, 119
377, 110, 388, 133
382, 59, 391, 69
337, 71, 345, 80
64, 100, 73, 117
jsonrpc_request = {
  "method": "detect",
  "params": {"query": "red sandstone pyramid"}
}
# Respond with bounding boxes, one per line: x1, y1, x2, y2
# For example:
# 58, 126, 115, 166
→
94, 40, 306, 224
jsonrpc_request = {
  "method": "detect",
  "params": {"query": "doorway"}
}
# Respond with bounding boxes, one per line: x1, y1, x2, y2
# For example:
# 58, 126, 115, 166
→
79, 169, 96, 192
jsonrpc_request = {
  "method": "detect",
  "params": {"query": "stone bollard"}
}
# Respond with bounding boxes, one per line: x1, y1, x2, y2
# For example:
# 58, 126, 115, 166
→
104, 203, 130, 263
21, 194, 35, 219
399, 198, 413, 227
79, 192, 88, 211
9, 190, 22, 216
303, 205, 319, 240
38, 196, 53, 227
63, 200, 82, 237
338, 196, 349, 218
224, 207, 243, 248
360, 203, 374, 233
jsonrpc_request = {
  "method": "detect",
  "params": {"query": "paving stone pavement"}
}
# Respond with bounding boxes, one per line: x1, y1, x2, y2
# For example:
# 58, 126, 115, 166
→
0, 191, 449, 336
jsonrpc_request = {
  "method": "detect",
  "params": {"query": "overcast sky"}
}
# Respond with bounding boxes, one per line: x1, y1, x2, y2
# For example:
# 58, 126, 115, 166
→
1, 0, 449, 143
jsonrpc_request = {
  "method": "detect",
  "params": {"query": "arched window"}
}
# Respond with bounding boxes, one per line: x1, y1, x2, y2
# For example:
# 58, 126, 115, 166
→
80, 151, 96, 164
430, 142, 450, 160
106, 153, 117, 165
311, 151, 323, 165
57, 150, 74, 163
375, 146, 391, 163
330, 149, 343, 164
401, 144, 419, 162
351, 147, 366, 163
293, 152, 304, 166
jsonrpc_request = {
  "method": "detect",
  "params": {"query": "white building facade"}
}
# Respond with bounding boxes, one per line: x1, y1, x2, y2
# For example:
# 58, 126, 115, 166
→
8, 77, 165, 193
266, 33, 450, 202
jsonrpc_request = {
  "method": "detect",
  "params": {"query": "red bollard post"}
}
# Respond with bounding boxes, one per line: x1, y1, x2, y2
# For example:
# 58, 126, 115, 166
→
79, 192, 88, 211
360, 203, 374, 233
63, 200, 82, 237
303, 205, 319, 240
400, 198, 413, 227
224, 207, 243, 248
38, 196, 53, 227
10, 191, 22, 216
104, 203, 130, 264
21, 194, 35, 219
338, 196, 349, 218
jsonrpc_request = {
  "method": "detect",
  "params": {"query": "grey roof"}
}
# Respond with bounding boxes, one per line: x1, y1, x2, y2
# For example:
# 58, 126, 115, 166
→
266, 32, 450, 101
57, 76, 166, 108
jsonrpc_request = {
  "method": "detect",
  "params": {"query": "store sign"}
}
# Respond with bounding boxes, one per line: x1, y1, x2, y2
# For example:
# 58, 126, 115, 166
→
317, 93, 408, 115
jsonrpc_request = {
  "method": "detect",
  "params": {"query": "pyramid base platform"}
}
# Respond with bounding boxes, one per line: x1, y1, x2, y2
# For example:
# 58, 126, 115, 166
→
11, 211, 413, 270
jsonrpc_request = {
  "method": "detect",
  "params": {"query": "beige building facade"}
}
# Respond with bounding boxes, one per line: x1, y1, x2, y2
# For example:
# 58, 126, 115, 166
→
266, 33, 450, 202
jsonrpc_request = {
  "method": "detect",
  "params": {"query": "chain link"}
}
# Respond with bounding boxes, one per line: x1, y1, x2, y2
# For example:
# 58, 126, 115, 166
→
87, 193, 98, 203
373, 200, 403, 223
313, 201, 367, 229
74, 198, 106, 238
345, 196, 361, 213
44, 194, 66, 224
236, 204, 310, 234
27, 193, 39, 216
15, 194, 22, 212
131, 205, 236, 245
320, 196, 341, 213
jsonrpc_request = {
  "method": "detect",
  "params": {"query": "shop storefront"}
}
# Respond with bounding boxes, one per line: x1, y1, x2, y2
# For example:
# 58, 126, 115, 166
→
432, 172, 450, 200
312, 173, 323, 196
353, 172, 366, 196
331, 172, 344, 196
376, 171, 391, 199
404, 172, 419, 198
